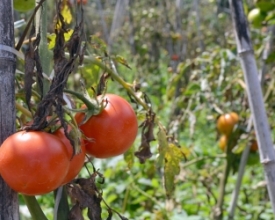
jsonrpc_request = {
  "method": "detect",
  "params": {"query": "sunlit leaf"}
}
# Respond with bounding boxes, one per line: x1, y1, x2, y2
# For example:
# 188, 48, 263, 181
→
47, 33, 56, 50
65, 29, 74, 42
47, 29, 73, 50
61, 4, 72, 24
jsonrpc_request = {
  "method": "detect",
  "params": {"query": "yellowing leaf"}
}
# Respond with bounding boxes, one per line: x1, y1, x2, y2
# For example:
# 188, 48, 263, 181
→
47, 29, 73, 50
156, 123, 188, 198
64, 29, 74, 42
61, 4, 72, 24
47, 33, 56, 50
164, 143, 185, 198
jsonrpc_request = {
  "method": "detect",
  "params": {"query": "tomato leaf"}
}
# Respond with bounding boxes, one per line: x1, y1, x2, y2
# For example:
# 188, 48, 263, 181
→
48, 29, 73, 50
156, 123, 186, 198
90, 35, 107, 53
68, 175, 102, 220
134, 135, 152, 163
156, 123, 169, 168
61, 4, 72, 24
164, 143, 185, 198
113, 55, 132, 69
68, 204, 84, 220
124, 145, 134, 170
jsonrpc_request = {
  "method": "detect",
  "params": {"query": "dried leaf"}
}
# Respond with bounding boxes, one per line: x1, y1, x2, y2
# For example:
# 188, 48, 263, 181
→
97, 73, 110, 96
144, 121, 155, 142
33, 33, 44, 98
68, 204, 84, 220
24, 49, 35, 111
134, 135, 152, 163
134, 109, 155, 163
26, 7, 84, 133
66, 26, 81, 58
68, 175, 102, 220
68, 184, 92, 208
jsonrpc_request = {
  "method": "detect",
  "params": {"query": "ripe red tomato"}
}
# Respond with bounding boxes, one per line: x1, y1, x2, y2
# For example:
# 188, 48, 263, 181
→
217, 112, 239, 136
0, 131, 70, 195
75, 94, 138, 158
53, 127, 86, 184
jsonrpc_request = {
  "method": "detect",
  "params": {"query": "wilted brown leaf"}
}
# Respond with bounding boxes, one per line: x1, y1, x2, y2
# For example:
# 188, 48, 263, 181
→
68, 203, 84, 220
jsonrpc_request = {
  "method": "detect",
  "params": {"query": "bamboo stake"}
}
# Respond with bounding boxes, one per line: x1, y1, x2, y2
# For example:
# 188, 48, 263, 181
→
0, 0, 19, 219
229, 0, 275, 215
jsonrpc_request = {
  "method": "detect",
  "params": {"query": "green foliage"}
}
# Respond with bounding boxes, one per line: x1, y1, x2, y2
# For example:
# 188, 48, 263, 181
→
12, 0, 275, 219
14, 0, 35, 12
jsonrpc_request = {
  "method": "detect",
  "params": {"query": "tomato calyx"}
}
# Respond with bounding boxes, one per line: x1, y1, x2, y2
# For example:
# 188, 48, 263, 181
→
63, 88, 107, 125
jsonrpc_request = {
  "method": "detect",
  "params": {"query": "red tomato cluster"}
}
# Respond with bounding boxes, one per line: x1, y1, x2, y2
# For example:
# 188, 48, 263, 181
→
0, 94, 138, 195
0, 129, 85, 195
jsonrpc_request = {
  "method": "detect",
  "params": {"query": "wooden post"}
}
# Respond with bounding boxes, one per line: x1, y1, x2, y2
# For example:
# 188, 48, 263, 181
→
0, 0, 19, 219
229, 0, 275, 216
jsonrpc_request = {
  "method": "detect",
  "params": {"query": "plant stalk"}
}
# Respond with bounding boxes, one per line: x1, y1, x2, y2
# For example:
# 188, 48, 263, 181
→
23, 195, 48, 220
37, 1, 52, 95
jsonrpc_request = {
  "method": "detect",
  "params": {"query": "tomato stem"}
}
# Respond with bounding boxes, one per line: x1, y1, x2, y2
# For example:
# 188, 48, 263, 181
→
22, 195, 48, 220
63, 89, 97, 111
15, 102, 32, 118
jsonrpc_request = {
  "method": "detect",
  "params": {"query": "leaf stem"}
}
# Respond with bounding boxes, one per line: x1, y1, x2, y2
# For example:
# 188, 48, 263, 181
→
15, 102, 32, 118
22, 195, 48, 220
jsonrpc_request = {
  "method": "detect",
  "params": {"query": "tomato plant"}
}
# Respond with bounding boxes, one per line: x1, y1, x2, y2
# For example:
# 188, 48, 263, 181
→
75, 94, 138, 158
217, 112, 239, 136
0, 131, 70, 195
53, 127, 86, 184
